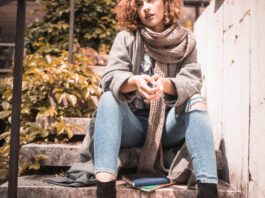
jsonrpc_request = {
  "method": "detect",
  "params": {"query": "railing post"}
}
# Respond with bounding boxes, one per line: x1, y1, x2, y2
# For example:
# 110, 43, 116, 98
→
68, 0, 75, 63
7, 0, 26, 197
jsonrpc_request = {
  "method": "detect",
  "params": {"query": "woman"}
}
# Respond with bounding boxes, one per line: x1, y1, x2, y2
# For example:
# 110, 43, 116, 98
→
94, 0, 218, 197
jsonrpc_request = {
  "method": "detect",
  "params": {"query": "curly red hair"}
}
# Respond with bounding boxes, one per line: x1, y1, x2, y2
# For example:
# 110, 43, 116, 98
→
115, 0, 183, 31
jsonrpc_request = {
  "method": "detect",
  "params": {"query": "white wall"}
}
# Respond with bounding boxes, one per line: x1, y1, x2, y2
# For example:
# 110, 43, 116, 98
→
194, 0, 265, 197
248, 1, 265, 197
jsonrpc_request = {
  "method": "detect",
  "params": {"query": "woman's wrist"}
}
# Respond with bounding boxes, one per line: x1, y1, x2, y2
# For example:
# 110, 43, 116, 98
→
160, 78, 177, 96
120, 75, 139, 93
128, 75, 139, 88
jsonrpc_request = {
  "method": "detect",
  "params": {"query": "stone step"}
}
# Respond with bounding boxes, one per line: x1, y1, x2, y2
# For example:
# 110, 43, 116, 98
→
36, 117, 92, 136
20, 143, 82, 167
0, 175, 241, 198
20, 143, 141, 168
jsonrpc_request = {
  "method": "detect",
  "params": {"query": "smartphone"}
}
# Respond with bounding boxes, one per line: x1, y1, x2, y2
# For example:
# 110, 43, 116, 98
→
147, 83, 153, 88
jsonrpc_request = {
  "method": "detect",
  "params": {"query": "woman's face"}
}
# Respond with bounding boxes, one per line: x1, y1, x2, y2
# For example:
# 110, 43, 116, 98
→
136, 0, 165, 32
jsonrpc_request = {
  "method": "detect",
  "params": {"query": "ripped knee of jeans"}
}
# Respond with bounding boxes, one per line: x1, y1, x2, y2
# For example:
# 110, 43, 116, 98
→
185, 94, 207, 112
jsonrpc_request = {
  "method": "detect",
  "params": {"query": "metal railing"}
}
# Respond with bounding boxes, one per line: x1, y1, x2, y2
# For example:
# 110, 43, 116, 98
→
0, 0, 27, 198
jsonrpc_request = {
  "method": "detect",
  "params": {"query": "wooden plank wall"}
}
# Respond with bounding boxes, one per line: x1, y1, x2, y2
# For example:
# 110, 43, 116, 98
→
194, 0, 265, 197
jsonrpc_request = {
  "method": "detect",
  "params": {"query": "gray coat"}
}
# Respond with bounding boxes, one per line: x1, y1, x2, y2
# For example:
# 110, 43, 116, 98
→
100, 30, 202, 109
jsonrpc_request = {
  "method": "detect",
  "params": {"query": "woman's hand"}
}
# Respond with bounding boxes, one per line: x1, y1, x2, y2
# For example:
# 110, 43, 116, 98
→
152, 74, 177, 96
120, 74, 176, 103
143, 74, 164, 103
132, 75, 161, 103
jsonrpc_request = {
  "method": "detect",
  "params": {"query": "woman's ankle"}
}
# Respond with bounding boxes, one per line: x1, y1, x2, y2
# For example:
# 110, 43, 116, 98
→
96, 172, 116, 182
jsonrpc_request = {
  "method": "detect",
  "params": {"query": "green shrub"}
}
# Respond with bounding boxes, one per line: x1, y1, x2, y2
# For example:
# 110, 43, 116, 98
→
26, 0, 117, 54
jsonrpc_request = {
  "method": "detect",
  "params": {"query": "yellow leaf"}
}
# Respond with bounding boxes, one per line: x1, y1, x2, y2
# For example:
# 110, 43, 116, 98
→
35, 154, 49, 161
28, 161, 40, 170
53, 88, 64, 93
3, 145, 10, 154
1, 102, 10, 111
26, 122, 49, 139
24, 134, 37, 143
45, 55, 52, 64
68, 123, 84, 133
58, 93, 66, 104
64, 127, 74, 139
0, 131, 10, 141
66, 94, 77, 106
53, 121, 65, 135
0, 111, 12, 120
38, 106, 57, 117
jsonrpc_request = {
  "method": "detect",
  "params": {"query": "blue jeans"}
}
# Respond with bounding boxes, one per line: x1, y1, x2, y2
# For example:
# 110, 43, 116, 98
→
94, 91, 218, 184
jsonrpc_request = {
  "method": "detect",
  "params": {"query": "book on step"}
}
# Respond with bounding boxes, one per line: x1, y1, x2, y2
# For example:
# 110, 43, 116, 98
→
122, 174, 171, 187
138, 182, 176, 192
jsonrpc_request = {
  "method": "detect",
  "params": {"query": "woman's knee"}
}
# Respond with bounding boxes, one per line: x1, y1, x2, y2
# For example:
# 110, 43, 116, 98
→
185, 94, 207, 113
99, 91, 116, 104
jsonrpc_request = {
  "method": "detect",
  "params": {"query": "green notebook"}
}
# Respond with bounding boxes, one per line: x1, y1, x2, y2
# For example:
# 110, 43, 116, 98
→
138, 182, 176, 192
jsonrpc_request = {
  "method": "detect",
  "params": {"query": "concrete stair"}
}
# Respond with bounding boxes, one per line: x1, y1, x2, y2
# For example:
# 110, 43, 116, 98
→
0, 175, 240, 198
0, 66, 242, 197
20, 143, 82, 167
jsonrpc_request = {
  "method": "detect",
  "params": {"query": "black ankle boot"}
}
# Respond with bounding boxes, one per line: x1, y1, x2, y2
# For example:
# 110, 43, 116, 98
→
96, 180, 116, 198
197, 182, 219, 198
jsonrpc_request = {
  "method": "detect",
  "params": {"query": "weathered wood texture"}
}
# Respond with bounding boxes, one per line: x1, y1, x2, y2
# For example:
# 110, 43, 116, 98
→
195, 0, 265, 197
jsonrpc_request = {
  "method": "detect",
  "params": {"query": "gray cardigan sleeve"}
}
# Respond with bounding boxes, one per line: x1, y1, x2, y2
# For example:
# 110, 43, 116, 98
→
167, 46, 202, 107
100, 31, 137, 103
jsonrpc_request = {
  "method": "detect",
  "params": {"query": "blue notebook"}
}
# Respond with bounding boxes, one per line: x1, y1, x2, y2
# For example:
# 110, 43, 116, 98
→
122, 174, 170, 187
